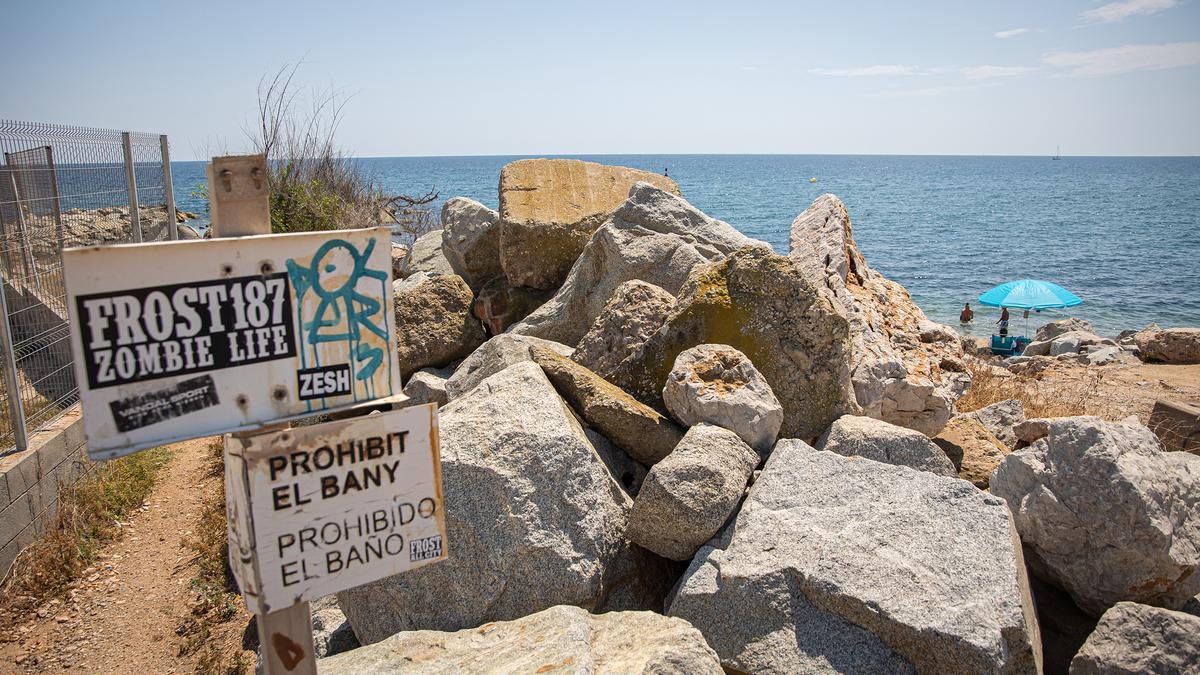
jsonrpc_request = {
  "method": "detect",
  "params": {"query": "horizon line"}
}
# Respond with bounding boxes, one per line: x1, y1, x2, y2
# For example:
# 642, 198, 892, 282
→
171, 151, 1200, 161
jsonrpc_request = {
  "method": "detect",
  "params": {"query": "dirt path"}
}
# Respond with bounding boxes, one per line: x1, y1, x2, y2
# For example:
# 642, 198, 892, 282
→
1, 437, 244, 673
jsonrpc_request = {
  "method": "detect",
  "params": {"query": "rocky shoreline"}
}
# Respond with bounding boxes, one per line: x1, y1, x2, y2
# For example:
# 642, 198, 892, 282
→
327, 158, 1197, 673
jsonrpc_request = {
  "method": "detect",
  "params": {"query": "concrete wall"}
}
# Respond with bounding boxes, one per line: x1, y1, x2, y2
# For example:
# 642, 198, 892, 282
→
0, 405, 90, 581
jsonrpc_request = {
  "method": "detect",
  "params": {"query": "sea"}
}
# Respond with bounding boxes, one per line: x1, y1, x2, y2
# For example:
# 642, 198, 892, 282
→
169, 155, 1200, 339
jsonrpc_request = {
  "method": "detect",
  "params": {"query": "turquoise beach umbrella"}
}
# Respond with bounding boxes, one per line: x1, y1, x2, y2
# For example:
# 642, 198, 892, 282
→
977, 279, 1083, 310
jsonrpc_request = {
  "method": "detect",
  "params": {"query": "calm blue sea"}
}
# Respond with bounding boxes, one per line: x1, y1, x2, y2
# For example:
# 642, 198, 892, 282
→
170, 155, 1200, 338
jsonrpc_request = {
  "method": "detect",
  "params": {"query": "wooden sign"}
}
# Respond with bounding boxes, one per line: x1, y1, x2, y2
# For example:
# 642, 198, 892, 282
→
62, 226, 400, 459
224, 403, 447, 614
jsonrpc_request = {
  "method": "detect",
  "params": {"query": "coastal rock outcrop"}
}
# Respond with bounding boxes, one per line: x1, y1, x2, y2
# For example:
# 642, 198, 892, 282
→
789, 194, 965, 436
962, 399, 1027, 450
440, 197, 502, 290
530, 345, 684, 467
816, 414, 957, 477
666, 440, 1042, 674
321, 605, 723, 674
393, 273, 485, 378
933, 416, 1009, 488
614, 246, 859, 440
990, 416, 1200, 616
400, 228, 455, 277
509, 182, 769, 345
1069, 602, 1200, 674
498, 159, 681, 290
338, 362, 633, 642
662, 344, 783, 455
443, 334, 572, 401
627, 424, 757, 561
573, 280, 677, 382
1135, 327, 1200, 364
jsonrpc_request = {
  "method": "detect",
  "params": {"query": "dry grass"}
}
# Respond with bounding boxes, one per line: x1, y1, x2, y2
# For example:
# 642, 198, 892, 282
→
0, 448, 172, 630
956, 359, 1103, 419
176, 441, 251, 675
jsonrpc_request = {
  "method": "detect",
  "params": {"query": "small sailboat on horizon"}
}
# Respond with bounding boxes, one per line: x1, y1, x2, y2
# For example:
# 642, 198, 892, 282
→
1052, 146, 1062, 160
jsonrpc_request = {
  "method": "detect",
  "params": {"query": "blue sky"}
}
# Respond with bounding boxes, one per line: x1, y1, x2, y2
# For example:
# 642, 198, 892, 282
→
3, 0, 1198, 158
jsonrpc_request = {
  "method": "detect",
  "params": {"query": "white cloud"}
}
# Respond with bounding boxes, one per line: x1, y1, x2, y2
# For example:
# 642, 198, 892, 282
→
962, 65, 1039, 79
1043, 41, 1200, 76
1081, 0, 1177, 23
809, 65, 920, 77
994, 28, 1033, 39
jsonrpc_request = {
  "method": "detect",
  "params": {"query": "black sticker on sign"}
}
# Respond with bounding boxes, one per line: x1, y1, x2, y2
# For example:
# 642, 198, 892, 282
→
109, 375, 220, 432
297, 364, 352, 400
75, 273, 297, 390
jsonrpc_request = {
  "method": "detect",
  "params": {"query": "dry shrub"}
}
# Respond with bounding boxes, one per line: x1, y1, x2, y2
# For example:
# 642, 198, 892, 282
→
956, 359, 1102, 419
0, 448, 172, 629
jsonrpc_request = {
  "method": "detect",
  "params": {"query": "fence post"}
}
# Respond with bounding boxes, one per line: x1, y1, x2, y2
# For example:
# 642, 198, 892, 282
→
207, 154, 316, 675
160, 135, 178, 241
45, 145, 66, 259
121, 132, 142, 243
0, 284, 28, 452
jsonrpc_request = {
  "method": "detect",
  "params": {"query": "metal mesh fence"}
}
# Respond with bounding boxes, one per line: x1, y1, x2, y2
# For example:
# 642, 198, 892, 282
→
0, 120, 179, 453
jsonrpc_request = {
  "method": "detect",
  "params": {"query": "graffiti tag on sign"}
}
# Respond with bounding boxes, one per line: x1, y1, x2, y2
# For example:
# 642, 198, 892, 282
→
62, 227, 400, 459
225, 404, 447, 614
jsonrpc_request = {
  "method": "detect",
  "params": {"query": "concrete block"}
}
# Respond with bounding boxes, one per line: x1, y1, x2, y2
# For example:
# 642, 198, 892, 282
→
63, 411, 86, 452
1148, 399, 1200, 455
0, 448, 42, 499
0, 534, 21, 581
34, 430, 71, 476
0, 493, 34, 548
0, 472, 8, 510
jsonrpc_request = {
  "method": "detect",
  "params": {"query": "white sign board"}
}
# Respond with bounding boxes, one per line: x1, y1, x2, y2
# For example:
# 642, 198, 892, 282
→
225, 403, 447, 614
62, 227, 400, 459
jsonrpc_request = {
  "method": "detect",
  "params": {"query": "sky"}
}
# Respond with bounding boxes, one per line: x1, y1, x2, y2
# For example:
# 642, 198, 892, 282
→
3, 0, 1198, 158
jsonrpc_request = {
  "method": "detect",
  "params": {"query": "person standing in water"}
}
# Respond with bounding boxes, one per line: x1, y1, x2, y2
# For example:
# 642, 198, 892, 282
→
997, 307, 1010, 337
960, 303, 974, 324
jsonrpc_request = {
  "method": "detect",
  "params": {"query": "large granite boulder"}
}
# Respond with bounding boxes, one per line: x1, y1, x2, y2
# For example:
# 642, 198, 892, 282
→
816, 414, 957, 477
531, 345, 683, 467
627, 424, 758, 561
394, 273, 486, 378
573, 280, 677, 382
991, 416, 1200, 617
667, 441, 1042, 674
1135, 327, 1200, 364
614, 246, 859, 440
933, 416, 1009, 488
1035, 318, 1095, 343
789, 194, 965, 436
662, 344, 783, 455
1069, 602, 1200, 674
443, 333, 572, 401
440, 197, 502, 290
510, 182, 769, 345
962, 399, 1026, 450
389, 243, 409, 280
401, 366, 451, 406
321, 605, 723, 675
400, 228, 455, 277
498, 159, 681, 291
338, 362, 634, 642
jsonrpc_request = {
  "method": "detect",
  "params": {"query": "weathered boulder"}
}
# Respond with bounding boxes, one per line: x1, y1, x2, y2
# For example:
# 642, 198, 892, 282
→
991, 416, 1200, 616
933, 416, 1009, 487
498, 159, 681, 290
962, 399, 1026, 450
1135, 327, 1200, 364
510, 182, 768, 345
587, 429, 646, 496
614, 246, 859, 440
321, 605, 723, 675
401, 366, 451, 406
400, 228, 455, 277
627, 424, 757, 561
311, 602, 359, 659
389, 243, 409, 280
338, 362, 633, 642
662, 344, 783, 455
440, 197, 502, 290
816, 414, 957, 477
1035, 318, 1095, 343
789, 194, 964, 436
443, 334, 572, 401
573, 280, 677, 382
531, 345, 683, 467
472, 276, 553, 335
667, 441, 1042, 674
1069, 602, 1200, 674
1148, 399, 1200, 455
394, 273, 486, 378
1013, 418, 1052, 447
